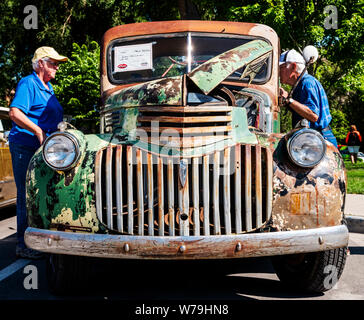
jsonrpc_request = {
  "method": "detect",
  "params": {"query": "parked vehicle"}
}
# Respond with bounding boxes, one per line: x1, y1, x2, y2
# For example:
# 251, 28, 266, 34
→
357, 152, 364, 162
24, 21, 348, 294
0, 107, 16, 208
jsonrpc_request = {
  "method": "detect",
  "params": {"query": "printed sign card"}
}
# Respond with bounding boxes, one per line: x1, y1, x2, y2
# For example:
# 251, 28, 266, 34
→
114, 43, 153, 72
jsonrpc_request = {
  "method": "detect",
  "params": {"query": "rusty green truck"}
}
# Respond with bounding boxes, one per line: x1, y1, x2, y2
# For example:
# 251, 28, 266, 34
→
24, 20, 348, 294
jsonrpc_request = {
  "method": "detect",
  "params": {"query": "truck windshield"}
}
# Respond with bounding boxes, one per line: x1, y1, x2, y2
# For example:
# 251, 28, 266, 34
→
107, 32, 272, 85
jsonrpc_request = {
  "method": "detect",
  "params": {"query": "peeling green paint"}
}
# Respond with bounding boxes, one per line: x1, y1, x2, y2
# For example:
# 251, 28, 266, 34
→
26, 131, 112, 234
231, 108, 258, 144
104, 76, 183, 110
188, 40, 272, 95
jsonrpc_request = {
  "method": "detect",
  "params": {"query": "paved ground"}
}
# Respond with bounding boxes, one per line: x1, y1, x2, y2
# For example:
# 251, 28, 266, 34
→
345, 194, 364, 233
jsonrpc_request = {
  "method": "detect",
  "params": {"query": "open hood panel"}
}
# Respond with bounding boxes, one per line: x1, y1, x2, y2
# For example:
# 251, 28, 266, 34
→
187, 40, 272, 95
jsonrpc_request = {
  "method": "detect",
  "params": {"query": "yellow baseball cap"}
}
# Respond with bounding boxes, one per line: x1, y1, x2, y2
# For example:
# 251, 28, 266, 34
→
32, 46, 68, 63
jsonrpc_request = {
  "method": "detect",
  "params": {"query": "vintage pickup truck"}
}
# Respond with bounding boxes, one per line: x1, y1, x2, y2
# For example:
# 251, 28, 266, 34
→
24, 20, 348, 294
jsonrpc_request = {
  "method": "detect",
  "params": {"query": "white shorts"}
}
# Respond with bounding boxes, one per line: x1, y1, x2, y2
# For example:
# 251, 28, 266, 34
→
348, 146, 360, 153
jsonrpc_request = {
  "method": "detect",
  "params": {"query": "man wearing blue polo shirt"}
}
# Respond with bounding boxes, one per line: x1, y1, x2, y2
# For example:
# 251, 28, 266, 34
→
9, 46, 68, 259
279, 49, 338, 148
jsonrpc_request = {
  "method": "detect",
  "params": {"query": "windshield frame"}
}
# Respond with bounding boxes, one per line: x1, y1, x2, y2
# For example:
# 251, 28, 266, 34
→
106, 32, 273, 86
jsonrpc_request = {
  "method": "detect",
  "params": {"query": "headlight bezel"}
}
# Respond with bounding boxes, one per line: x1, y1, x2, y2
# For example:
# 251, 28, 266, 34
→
286, 128, 326, 168
42, 132, 81, 171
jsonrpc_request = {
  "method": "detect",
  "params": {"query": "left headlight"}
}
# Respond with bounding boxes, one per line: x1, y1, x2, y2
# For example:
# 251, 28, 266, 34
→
42, 132, 81, 171
287, 128, 326, 168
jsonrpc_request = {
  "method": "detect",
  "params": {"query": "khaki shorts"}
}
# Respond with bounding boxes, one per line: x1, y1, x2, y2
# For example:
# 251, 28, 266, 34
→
348, 146, 360, 153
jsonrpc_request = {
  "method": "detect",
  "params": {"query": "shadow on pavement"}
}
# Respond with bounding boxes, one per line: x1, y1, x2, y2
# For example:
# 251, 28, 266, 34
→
48, 257, 322, 301
349, 246, 364, 255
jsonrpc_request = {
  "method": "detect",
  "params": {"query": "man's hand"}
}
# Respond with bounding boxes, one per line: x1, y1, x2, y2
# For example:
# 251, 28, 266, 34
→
279, 87, 289, 100
35, 129, 47, 145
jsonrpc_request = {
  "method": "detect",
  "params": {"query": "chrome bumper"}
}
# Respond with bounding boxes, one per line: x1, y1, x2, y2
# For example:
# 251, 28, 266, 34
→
24, 225, 349, 260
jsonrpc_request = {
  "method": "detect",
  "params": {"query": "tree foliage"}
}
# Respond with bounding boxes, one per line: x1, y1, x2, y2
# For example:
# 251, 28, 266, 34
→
52, 41, 100, 132
0, 0, 363, 143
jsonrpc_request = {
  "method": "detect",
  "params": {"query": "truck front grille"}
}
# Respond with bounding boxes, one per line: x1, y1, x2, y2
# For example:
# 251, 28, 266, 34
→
95, 144, 272, 236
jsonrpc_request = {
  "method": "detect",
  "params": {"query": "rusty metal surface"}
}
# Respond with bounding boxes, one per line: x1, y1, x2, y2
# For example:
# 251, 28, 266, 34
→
188, 40, 272, 95
25, 225, 349, 260
104, 76, 183, 109
271, 142, 346, 231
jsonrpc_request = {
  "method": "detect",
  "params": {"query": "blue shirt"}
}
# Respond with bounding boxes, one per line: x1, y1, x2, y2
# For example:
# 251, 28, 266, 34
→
9, 72, 63, 148
291, 73, 332, 130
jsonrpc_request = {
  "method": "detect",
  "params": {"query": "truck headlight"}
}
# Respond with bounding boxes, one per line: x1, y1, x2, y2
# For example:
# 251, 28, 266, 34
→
42, 132, 81, 171
287, 129, 326, 168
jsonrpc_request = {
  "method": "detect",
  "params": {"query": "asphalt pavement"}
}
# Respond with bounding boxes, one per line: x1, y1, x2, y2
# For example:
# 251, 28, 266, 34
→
345, 194, 364, 233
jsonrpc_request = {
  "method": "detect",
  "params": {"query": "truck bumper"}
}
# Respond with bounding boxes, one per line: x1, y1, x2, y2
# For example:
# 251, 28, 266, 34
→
24, 225, 349, 260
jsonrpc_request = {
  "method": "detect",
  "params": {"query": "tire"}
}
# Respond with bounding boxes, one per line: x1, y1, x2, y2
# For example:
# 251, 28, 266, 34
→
46, 254, 90, 295
271, 247, 347, 293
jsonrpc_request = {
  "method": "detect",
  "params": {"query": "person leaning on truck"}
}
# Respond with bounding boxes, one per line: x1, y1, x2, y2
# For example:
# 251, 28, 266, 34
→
8, 46, 68, 259
278, 49, 338, 148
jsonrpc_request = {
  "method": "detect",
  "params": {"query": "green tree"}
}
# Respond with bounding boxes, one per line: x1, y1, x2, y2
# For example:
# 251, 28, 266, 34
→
1, 0, 362, 141
53, 41, 100, 132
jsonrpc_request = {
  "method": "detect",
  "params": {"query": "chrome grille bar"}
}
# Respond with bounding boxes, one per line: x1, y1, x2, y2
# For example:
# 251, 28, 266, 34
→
167, 158, 175, 236
106, 146, 113, 229
127, 146, 133, 234
223, 147, 232, 235
255, 146, 262, 227
213, 151, 221, 235
136, 149, 144, 235
157, 157, 164, 236
244, 145, 252, 232
234, 145, 242, 233
115, 146, 123, 233
192, 157, 200, 236
147, 152, 154, 235
203, 155, 210, 236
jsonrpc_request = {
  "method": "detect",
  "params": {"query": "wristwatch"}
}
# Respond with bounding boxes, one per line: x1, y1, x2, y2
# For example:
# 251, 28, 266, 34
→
288, 98, 294, 104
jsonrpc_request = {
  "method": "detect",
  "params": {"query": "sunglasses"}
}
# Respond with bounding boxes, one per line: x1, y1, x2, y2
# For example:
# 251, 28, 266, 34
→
44, 59, 60, 67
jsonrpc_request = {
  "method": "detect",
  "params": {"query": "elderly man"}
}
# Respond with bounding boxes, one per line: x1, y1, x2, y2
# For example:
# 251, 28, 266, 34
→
9, 47, 68, 259
279, 49, 338, 148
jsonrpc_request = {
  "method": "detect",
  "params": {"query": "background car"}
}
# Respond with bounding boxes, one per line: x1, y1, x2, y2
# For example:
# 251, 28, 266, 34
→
0, 106, 16, 208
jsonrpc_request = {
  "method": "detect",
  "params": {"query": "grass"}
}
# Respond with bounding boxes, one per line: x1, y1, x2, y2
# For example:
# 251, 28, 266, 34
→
344, 160, 364, 194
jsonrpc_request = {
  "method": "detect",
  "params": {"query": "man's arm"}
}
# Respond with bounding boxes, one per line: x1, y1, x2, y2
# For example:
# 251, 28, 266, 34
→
9, 107, 46, 145
279, 87, 318, 123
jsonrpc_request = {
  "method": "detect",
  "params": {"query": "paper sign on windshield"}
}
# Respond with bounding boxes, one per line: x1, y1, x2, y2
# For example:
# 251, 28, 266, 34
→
114, 43, 153, 73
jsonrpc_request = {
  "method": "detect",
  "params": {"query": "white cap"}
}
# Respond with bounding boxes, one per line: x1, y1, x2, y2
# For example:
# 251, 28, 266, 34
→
279, 49, 306, 65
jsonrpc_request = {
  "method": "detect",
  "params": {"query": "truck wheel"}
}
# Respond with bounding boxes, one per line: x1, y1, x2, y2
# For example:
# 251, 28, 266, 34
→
46, 254, 89, 295
271, 247, 347, 293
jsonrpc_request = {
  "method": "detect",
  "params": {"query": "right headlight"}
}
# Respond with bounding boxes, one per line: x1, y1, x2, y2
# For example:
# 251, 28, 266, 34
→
42, 132, 81, 171
287, 128, 326, 168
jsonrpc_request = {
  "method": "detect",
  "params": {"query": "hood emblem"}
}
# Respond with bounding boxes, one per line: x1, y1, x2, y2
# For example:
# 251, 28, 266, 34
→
179, 159, 188, 188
